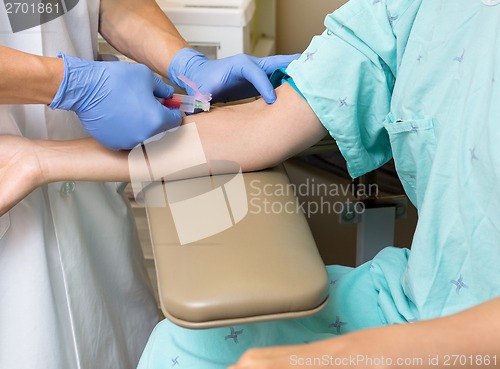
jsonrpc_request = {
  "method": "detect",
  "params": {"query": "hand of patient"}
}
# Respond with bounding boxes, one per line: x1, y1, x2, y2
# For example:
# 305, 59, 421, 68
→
0, 135, 44, 216
228, 327, 404, 369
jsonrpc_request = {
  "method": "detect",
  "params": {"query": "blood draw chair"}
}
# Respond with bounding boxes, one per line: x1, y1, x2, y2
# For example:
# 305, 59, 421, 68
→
142, 165, 330, 329
141, 138, 407, 329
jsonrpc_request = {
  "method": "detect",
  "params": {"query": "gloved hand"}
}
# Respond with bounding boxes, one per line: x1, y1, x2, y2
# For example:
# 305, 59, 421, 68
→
168, 48, 300, 104
49, 53, 182, 150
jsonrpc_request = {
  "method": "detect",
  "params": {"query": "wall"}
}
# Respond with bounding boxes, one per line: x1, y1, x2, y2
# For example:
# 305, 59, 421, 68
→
276, 0, 347, 54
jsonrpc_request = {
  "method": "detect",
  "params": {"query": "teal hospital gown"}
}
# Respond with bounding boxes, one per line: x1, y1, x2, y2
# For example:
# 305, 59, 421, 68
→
138, 1, 500, 367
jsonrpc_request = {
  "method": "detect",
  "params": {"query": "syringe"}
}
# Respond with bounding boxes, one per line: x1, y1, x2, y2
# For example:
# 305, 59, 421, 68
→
163, 94, 210, 113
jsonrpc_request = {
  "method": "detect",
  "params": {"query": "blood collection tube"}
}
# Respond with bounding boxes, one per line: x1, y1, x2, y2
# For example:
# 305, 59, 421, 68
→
163, 94, 210, 113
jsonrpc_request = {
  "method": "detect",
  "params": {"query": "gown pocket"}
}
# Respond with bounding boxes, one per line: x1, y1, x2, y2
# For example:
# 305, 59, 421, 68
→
383, 113, 437, 208
0, 213, 10, 240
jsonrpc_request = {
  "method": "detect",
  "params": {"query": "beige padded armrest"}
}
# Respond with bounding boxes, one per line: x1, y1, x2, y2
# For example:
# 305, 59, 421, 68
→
145, 165, 329, 329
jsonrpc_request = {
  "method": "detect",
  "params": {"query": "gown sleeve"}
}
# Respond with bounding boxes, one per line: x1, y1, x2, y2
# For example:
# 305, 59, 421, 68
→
282, 0, 421, 178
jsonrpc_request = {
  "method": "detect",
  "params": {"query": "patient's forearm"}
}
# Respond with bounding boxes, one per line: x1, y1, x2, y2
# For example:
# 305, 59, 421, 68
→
231, 298, 500, 369
185, 83, 326, 172
39, 84, 326, 183
348, 297, 500, 368
36, 138, 130, 183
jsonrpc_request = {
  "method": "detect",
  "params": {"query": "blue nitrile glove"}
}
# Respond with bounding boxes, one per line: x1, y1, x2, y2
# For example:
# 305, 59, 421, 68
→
49, 53, 182, 150
168, 48, 301, 104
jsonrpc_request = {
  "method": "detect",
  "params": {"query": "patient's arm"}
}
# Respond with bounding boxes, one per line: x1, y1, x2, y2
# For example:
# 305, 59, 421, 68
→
231, 297, 500, 369
184, 83, 326, 172
0, 84, 326, 215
